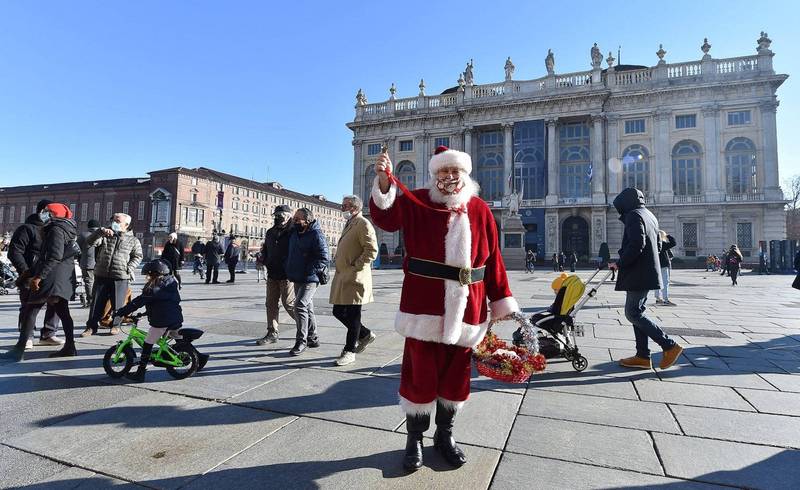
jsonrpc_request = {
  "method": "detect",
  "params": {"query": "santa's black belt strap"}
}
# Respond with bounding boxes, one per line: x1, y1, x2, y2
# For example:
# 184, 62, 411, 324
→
407, 257, 485, 286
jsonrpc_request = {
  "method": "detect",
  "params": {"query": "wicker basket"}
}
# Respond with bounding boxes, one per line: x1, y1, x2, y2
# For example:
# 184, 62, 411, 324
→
473, 313, 546, 383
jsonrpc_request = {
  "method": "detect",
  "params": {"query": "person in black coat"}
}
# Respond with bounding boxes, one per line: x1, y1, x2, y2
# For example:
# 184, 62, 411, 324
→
654, 230, 677, 306
257, 204, 296, 345
611, 188, 682, 370
569, 252, 578, 272
224, 237, 241, 283
203, 236, 223, 284
2, 203, 79, 362
190, 238, 206, 277
7, 200, 63, 346
161, 232, 185, 288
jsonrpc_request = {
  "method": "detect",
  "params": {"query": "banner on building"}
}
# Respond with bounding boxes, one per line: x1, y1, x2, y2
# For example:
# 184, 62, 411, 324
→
217, 191, 224, 210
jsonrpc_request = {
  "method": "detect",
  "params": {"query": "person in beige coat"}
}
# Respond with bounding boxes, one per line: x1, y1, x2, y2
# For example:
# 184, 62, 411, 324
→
329, 195, 379, 366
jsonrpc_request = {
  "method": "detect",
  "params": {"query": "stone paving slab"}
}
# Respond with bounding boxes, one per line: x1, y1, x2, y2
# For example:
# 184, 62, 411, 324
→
528, 372, 640, 400
656, 365, 777, 390
653, 433, 800, 490
181, 417, 501, 490
6, 391, 297, 489
490, 451, 723, 489
670, 404, 800, 448
519, 390, 681, 434
229, 367, 405, 431
506, 415, 663, 474
0, 444, 73, 490
760, 373, 800, 392
633, 378, 755, 411
18, 466, 135, 489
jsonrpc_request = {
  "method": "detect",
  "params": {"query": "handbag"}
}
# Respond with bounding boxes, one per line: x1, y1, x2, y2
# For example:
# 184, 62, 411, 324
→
792, 273, 800, 291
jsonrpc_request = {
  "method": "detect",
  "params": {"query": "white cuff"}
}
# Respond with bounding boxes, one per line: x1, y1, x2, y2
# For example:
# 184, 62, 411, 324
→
489, 296, 520, 320
370, 176, 397, 210
399, 395, 436, 416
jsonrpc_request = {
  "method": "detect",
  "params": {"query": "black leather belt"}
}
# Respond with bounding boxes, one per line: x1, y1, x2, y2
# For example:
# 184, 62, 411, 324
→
407, 257, 485, 286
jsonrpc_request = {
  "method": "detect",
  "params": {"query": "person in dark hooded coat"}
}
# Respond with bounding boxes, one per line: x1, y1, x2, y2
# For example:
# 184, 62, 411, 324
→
611, 188, 683, 370
1, 203, 79, 361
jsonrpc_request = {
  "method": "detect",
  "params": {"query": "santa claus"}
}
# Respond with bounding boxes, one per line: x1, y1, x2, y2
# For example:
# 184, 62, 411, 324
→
370, 145, 519, 471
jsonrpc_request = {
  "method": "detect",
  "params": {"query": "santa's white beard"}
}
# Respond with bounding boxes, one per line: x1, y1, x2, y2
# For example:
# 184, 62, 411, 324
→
427, 175, 480, 209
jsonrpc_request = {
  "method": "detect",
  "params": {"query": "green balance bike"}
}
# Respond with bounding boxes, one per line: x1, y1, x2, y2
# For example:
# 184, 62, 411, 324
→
102, 313, 207, 380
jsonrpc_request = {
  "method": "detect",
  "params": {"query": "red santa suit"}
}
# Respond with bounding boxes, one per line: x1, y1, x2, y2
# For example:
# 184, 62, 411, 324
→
369, 148, 519, 416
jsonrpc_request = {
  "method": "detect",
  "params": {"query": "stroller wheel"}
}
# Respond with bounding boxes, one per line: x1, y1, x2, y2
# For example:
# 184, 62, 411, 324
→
572, 356, 588, 372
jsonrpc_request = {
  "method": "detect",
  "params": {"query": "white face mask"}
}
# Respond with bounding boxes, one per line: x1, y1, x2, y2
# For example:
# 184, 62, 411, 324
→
436, 176, 463, 195
111, 222, 122, 233
342, 210, 353, 219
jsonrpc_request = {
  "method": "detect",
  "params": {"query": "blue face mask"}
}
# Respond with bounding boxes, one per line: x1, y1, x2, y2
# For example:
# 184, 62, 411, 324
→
39, 211, 51, 224
111, 222, 122, 233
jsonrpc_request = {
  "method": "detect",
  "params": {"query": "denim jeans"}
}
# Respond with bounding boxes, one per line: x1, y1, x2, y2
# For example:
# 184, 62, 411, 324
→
624, 290, 676, 359
293, 282, 318, 344
655, 267, 670, 301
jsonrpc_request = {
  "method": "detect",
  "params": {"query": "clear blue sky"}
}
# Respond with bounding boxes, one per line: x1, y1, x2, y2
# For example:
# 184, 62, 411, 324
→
1, 0, 798, 197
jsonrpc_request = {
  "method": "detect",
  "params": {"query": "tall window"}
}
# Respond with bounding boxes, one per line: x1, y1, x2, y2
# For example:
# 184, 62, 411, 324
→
80, 203, 87, 221
624, 119, 646, 134
727, 110, 751, 126
476, 130, 504, 201
9, 206, 15, 223
363, 165, 376, 205
367, 143, 382, 155
725, 137, 757, 195
396, 161, 416, 194
737, 223, 753, 253
0, 207, 4, 224
69, 203, 76, 217
93, 203, 101, 221
20, 206, 26, 220
122, 201, 130, 215
621, 145, 650, 194
672, 140, 703, 196
513, 120, 547, 199
137, 201, 145, 220
682, 222, 698, 251
559, 121, 591, 198
105, 202, 113, 220
434, 137, 450, 148
675, 114, 697, 129
399, 140, 413, 152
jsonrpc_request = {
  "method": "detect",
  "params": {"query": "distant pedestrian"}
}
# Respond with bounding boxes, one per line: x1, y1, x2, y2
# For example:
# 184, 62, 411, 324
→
161, 232, 184, 288
204, 236, 223, 284
191, 238, 205, 277
257, 205, 296, 345
759, 251, 769, 275
611, 188, 683, 370
224, 237, 240, 283
254, 251, 266, 282
551, 253, 558, 272
82, 213, 142, 337
558, 252, 566, 272
285, 207, 329, 356
654, 230, 677, 306
728, 244, 743, 286
569, 252, 577, 272
77, 219, 102, 308
720, 249, 730, 276
329, 195, 378, 366
525, 250, 536, 273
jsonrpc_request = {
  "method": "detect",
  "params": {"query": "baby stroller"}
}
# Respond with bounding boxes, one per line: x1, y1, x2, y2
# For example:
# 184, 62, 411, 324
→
0, 260, 17, 295
514, 269, 615, 372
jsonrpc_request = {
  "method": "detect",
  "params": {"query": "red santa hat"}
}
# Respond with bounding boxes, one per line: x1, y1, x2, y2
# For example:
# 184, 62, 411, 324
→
45, 202, 73, 219
429, 145, 472, 177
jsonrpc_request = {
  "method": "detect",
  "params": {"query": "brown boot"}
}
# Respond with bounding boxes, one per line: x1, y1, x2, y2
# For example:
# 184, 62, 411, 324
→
619, 356, 652, 369
659, 344, 684, 369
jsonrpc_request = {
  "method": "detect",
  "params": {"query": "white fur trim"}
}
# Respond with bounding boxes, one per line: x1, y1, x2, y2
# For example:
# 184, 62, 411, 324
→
437, 397, 466, 412
370, 176, 397, 210
489, 296, 520, 320
395, 311, 490, 348
399, 395, 436, 415
440, 210, 472, 345
427, 175, 479, 210
429, 149, 472, 177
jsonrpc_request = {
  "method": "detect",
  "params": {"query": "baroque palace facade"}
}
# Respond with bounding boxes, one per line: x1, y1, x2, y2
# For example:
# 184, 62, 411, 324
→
0, 167, 346, 260
347, 34, 787, 264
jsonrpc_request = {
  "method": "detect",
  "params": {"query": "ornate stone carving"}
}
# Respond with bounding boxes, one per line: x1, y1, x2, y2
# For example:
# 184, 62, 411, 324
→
503, 189, 522, 216
606, 51, 615, 68
504, 57, 515, 81
457, 74, 465, 91
757, 31, 772, 52
463, 59, 474, 86
389, 83, 397, 100
654, 108, 672, 122
418, 79, 425, 96
656, 44, 667, 63
591, 43, 602, 69
356, 89, 367, 107
759, 99, 779, 113
545, 49, 555, 75
701, 104, 720, 117
701, 38, 712, 58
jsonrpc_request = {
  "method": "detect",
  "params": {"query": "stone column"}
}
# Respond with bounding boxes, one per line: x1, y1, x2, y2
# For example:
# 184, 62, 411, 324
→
386, 136, 397, 167
702, 105, 722, 201
463, 128, 473, 158
591, 114, 606, 204
653, 109, 673, 203
353, 139, 363, 205
503, 122, 514, 196
605, 114, 620, 196
415, 132, 428, 187
545, 210, 559, 257
591, 208, 607, 258
545, 118, 559, 205
760, 100, 781, 199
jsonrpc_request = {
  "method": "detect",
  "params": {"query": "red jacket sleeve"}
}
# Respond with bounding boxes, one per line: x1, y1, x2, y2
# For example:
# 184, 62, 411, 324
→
481, 206, 519, 319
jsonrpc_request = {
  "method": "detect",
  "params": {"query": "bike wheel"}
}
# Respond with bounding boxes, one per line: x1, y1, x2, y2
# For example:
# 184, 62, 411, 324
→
103, 343, 136, 378
165, 343, 199, 380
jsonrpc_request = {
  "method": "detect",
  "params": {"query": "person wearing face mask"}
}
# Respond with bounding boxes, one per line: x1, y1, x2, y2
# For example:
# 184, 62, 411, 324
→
204, 235, 224, 284
256, 205, 297, 345
328, 195, 378, 366
2, 203, 79, 361
370, 145, 520, 472
81, 212, 143, 337
7, 199, 64, 349
285, 207, 329, 355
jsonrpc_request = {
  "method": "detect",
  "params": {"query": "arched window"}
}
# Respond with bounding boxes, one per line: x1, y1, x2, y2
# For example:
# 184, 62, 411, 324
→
395, 161, 416, 195
725, 137, 757, 195
514, 121, 547, 199
363, 164, 376, 206
477, 130, 504, 201
672, 140, 703, 196
621, 145, 650, 194
559, 122, 591, 198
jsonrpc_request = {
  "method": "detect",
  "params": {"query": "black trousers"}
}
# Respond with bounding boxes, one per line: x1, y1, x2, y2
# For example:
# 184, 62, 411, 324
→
87, 277, 128, 331
18, 287, 60, 339
227, 262, 237, 282
18, 298, 74, 349
332, 304, 371, 353
206, 263, 219, 283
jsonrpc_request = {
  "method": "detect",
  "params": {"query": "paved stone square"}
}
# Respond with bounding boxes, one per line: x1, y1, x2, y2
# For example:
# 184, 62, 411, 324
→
2, 268, 800, 489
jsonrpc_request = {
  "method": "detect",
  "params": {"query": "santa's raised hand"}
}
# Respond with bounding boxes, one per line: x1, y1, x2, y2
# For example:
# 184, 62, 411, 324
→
376, 153, 393, 193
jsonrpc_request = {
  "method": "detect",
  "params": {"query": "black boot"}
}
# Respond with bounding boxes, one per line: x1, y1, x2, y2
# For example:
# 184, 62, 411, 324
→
0, 346, 25, 362
126, 342, 153, 382
403, 413, 430, 472
433, 401, 467, 468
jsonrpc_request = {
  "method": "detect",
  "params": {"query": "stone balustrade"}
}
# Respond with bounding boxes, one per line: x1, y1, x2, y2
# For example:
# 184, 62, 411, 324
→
355, 54, 768, 121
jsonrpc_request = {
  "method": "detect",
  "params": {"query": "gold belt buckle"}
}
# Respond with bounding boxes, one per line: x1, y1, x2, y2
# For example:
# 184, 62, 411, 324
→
459, 267, 472, 286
